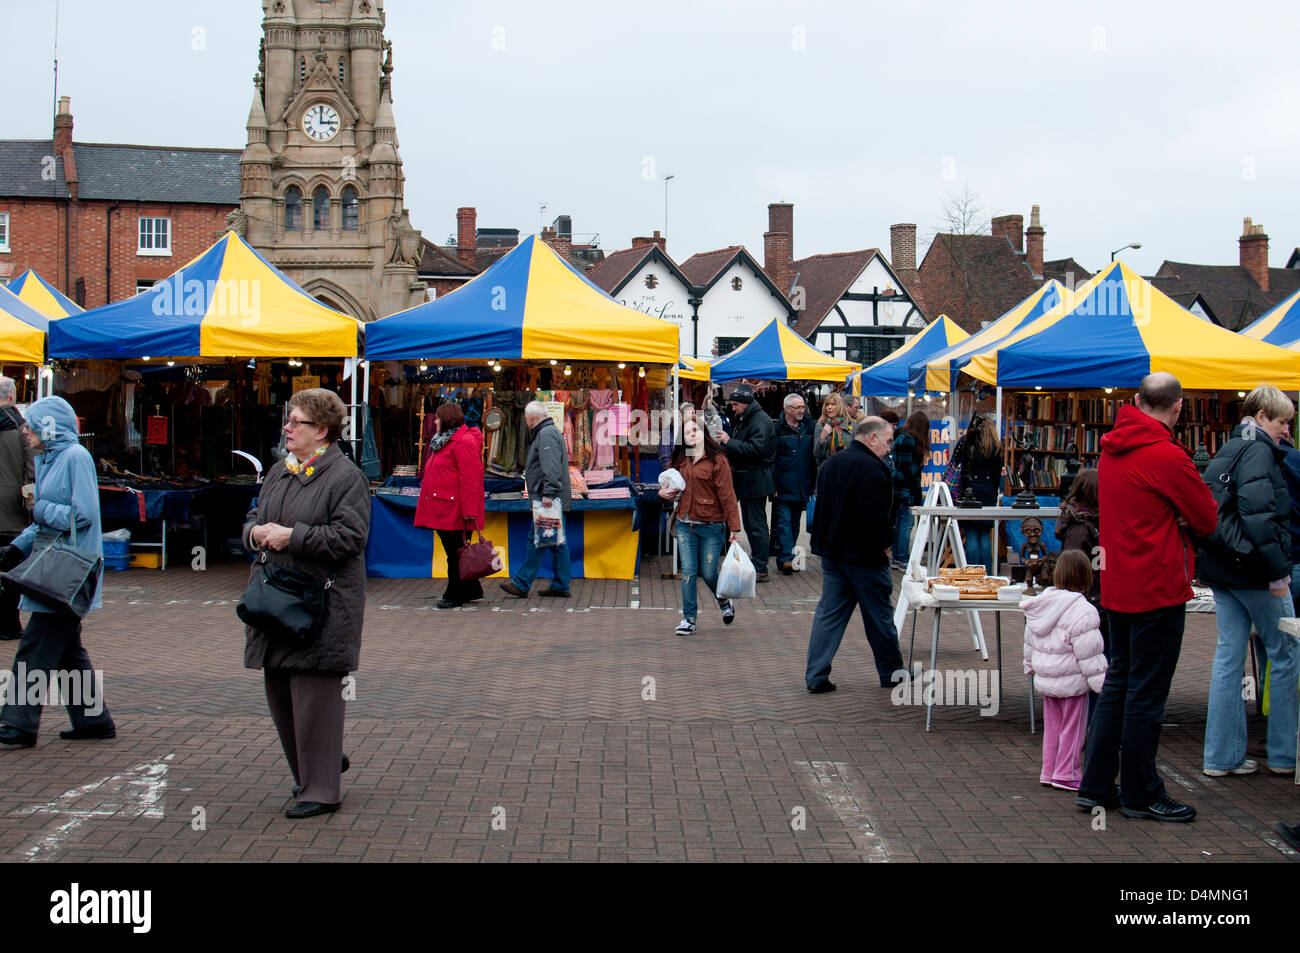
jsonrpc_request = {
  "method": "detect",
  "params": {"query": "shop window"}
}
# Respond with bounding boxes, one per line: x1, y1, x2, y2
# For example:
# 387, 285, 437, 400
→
137, 217, 171, 255
342, 186, 358, 230
284, 187, 302, 230
313, 187, 331, 230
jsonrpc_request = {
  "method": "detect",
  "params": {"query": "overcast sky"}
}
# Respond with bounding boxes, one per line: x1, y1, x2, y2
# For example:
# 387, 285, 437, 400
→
6, 0, 1299, 278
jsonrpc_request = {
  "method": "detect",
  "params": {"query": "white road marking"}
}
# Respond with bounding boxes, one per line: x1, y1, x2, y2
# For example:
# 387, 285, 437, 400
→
1157, 762, 1200, 794
16, 754, 173, 861
794, 760, 889, 862
1263, 832, 1298, 856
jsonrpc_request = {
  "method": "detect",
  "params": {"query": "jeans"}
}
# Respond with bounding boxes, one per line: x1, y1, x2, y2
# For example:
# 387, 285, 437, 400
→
511, 514, 571, 594
1205, 587, 1298, 772
770, 500, 804, 566
675, 520, 727, 622
739, 497, 770, 573
894, 507, 914, 563
805, 558, 905, 688
1080, 604, 1185, 806
0, 610, 114, 735
963, 528, 992, 568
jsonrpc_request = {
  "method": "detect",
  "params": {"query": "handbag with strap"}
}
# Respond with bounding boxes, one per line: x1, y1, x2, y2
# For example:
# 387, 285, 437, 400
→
0, 492, 102, 620
236, 550, 334, 646
1199, 439, 1257, 568
458, 530, 502, 581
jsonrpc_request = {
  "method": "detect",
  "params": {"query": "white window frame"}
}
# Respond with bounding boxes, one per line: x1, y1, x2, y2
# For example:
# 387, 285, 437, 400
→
135, 279, 158, 295
137, 216, 172, 256
0, 212, 9, 253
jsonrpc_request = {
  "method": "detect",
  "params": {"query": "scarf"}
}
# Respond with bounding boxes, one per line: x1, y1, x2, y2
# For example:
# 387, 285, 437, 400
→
430, 424, 459, 455
286, 444, 328, 476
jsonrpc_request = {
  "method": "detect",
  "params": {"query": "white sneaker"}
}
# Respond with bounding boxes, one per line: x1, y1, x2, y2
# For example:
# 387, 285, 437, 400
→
674, 618, 696, 636
720, 600, 735, 625
1203, 759, 1258, 777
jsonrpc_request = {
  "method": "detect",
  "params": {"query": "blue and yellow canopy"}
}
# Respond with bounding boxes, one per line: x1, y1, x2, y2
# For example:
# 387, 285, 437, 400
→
0, 283, 49, 363
1242, 288, 1300, 350
7, 269, 83, 318
708, 317, 861, 383
909, 281, 1065, 394
847, 315, 968, 397
964, 261, 1300, 389
678, 356, 711, 382
49, 231, 361, 359
366, 235, 679, 364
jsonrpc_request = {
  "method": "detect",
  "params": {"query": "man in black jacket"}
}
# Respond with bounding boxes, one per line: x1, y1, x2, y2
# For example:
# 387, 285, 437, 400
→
771, 393, 815, 574
805, 416, 906, 692
719, 383, 777, 581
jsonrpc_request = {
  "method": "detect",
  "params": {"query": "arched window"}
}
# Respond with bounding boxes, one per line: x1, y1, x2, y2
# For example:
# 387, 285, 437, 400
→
284, 186, 302, 231
342, 186, 359, 230
313, 187, 331, 230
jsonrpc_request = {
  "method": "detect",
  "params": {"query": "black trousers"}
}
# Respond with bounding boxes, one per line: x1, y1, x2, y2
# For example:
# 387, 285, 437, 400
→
1080, 604, 1184, 806
436, 529, 486, 606
0, 531, 20, 637
0, 609, 114, 735
739, 497, 770, 573
264, 668, 346, 805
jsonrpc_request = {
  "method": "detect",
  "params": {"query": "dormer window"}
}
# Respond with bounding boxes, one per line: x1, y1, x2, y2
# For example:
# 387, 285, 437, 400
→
644, 273, 658, 289
731, 276, 743, 291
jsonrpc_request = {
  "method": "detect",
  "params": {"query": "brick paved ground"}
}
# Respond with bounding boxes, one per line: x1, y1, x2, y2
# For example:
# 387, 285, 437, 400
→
0, 551, 1296, 863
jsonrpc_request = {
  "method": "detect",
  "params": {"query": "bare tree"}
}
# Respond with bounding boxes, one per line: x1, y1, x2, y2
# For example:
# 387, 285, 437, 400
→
919, 183, 993, 332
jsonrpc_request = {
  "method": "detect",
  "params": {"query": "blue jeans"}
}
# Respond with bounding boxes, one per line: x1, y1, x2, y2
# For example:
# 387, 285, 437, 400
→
894, 506, 914, 562
770, 500, 804, 566
805, 558, 905, 688
1205, 587, 1298, 772
963, 528, 992, 568
512, 514, 571, 594
675, 520, 727, 622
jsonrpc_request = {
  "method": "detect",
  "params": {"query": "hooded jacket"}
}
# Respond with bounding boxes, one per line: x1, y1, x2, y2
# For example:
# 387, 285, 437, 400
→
1021, 587, 1108, 698
1097, 405, 1218, 613
1194, 421, 1292, 589
12, 396, 103, 613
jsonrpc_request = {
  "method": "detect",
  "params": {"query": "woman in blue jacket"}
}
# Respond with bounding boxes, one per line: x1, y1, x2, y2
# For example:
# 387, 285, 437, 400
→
0, 396, 115, 747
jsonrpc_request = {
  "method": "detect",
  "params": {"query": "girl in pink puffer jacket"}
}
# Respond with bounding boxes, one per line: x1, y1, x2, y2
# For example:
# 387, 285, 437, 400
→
1021, 550, 1108, 791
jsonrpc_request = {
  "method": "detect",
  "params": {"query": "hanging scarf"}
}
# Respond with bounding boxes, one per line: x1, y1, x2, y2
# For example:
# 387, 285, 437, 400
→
430, 424, 459, 456
286, 444, 328, 477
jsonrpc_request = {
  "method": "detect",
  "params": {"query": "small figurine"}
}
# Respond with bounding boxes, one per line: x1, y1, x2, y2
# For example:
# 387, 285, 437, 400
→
1193, 442, 1211, 473
1019, 516, 1049, 592
1012, 427, 1040, 509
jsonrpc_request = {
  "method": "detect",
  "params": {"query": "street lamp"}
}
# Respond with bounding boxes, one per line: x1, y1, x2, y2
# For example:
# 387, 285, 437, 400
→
1111, 241, 1141, 261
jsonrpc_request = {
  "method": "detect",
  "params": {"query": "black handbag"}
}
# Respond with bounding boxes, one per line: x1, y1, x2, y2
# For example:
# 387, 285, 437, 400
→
236, 550, 334, 646
0, 497, 101, 619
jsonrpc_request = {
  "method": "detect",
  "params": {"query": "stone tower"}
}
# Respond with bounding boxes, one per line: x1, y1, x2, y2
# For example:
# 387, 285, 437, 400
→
238, 0, 425, 322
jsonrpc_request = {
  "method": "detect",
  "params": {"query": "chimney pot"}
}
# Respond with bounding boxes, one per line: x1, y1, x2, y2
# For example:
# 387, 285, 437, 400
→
890, 224, 917, 274
764, 202, 794, 296
456, 207, 477, 267
1239, 216, 1270, 292
1024, 205, 1045, 280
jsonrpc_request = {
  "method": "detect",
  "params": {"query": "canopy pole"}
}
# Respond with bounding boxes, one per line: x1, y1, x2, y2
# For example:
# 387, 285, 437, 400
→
349, 358, 359, 459
993, 385, 1003, 564
671, 362, 680, 577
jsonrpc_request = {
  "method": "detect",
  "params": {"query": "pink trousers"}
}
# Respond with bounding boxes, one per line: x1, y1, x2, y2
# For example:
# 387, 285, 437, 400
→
1040, 693, 1088, 789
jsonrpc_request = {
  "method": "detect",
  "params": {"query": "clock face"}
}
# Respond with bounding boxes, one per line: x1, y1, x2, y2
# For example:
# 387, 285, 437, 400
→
302, 103, 340, 141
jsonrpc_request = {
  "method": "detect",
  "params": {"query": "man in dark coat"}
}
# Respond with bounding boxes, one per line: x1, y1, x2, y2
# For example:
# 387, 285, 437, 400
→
804, 416, 906, 692
719, 383, 776, 580
0, 376, 33, 640
770, 393, 815, 574
501, 401, 572, 598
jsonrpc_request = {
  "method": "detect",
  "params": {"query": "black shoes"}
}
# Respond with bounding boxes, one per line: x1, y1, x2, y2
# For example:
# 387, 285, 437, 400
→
1075, 791, 1121, 812
1121, 794, 1196, 823
539, 589, 569, 597
807, 680, 837, 694
60, 723, 116, 740
0, 725, 36, 747
1274, 822, 1300, 851
436, 598, 460, 609
286, 801, 340, 819
291, 755, 350, 798
0, 632, 20, 642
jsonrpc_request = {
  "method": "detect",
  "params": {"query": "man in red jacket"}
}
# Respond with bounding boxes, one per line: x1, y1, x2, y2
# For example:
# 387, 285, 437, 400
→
1077, 373, 1218, 822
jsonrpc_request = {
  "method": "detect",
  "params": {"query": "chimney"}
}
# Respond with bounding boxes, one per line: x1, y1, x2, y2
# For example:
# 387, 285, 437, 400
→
631, 230, 666, 252
456, 207, 476, 266
541, 226, 570, 261
890, 223, 917, 273
1240, 217, 1269, 292
1025, 205, 1045, 279
764, 202, 794, 295
991, 214, 1024, 252
53, 96, 74, 155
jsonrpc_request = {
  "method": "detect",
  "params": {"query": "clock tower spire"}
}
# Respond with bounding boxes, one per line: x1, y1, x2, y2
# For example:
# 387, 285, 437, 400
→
240, 0, 425, 322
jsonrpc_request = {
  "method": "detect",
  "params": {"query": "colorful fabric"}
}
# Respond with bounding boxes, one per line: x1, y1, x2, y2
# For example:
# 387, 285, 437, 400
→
709, 318, 860, 383
848, 315, 968, 397
1242, 288, 1300, 349
0, 283, 49, 363
6, 269, 83, 318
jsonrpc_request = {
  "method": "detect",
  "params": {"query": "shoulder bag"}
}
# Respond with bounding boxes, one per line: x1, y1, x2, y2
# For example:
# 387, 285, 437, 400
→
236, 549, 334, 646
0, 487, 102, 619
1200, 440, 1256, 566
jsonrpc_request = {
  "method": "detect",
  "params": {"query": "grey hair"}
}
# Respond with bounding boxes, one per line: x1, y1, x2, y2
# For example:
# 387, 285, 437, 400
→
783, 393, 805, 408
855, 416, 890, 442
524, 400, 548, 421
0, 378, 14, 402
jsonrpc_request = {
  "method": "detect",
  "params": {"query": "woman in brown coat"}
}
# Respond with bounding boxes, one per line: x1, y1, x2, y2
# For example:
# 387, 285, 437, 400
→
243, 389, 371, 819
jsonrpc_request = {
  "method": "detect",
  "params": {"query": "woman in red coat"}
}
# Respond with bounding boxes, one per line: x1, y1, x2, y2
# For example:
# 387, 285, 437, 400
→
414, 403, 487, 608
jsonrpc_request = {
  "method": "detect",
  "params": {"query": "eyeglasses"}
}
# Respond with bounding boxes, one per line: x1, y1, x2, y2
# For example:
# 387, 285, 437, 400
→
285, 417, 316, 429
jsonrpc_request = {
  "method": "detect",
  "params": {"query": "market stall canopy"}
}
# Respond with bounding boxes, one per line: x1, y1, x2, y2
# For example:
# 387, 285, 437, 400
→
49, 231, 362, 359
708, 317, 861, 383
678, 356, 711, 381
908, 281, 1065, 394
6, 269, 84, 318
847, 315, 968, 397
1241, 288, 1300, 350
964, 261, 1300, 389
365, 234, 679, 365
0, 283, 50, 363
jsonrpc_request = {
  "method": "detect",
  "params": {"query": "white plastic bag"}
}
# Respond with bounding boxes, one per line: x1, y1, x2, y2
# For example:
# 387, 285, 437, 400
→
658, 468, 686, 494
715, 541, 756, 600
531, 499, 565, 548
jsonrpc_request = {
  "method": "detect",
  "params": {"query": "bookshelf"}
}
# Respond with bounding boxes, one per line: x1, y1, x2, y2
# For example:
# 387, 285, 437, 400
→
1002, 389, 1243, 495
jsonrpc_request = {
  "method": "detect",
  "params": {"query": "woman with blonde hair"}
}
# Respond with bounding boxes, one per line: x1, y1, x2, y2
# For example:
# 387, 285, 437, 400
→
814, 392, 855, 470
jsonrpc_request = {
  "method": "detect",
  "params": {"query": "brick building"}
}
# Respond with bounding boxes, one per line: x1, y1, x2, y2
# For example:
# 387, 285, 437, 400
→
0, 97, 240, 306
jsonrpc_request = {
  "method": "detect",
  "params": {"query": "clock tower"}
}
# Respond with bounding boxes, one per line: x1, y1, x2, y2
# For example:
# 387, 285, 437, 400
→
237, 0, 426, 322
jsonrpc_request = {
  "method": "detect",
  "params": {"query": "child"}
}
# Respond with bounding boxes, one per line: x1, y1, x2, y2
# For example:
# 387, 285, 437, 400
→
1021, 550, 1108, 791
